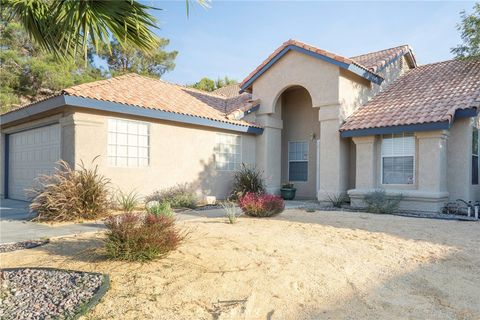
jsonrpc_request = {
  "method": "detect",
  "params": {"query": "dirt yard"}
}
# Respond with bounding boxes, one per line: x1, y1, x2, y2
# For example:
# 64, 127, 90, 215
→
1, 210, 479, 320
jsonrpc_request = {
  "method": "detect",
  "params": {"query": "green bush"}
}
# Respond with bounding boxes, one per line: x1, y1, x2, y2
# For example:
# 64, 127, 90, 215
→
145, 184, 197, 209
29, 159, 110, 222
230, 164, 266, 200
363, 190, 402, 214
146, 201, 174, 218
104, 213, 183, 262
116, 190, 140, 213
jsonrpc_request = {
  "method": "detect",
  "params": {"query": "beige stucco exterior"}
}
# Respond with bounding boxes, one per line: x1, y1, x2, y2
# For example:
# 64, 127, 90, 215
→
0, 108, 256, 201
1, 47, 478, 213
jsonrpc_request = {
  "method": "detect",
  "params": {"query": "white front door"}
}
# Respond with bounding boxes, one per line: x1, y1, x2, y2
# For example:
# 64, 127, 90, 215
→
8, 124, 61, 201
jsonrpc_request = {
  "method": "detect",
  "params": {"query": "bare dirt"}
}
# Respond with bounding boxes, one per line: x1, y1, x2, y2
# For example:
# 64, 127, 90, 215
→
1, 210, 479, 320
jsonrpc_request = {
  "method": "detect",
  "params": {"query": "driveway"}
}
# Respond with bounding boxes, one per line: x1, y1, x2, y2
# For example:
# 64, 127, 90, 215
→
0, 199, 105, 244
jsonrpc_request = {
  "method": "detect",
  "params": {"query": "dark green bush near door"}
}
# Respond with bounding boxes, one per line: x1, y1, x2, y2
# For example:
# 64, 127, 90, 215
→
230, 164, 266, 200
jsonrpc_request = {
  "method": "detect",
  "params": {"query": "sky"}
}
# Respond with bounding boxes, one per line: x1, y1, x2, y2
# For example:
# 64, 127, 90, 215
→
145, 1, 477, 85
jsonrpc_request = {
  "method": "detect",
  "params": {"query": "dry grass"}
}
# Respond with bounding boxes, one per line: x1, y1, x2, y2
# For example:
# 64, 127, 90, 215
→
1, 210, 480, 320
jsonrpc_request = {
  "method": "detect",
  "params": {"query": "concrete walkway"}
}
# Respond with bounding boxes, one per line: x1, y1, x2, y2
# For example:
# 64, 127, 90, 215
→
0, 199, 313, 244
0, 199, 105, 244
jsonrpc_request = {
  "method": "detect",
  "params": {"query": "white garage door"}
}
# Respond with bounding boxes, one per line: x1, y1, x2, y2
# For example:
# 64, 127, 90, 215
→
8, 124, 61, 201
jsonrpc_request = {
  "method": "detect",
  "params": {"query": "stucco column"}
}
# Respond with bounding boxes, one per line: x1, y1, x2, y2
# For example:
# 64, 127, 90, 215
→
255, 114, 283, 194
415, 130, 449, 193
59, 113, 76, 167
352, 135, 377, 190
317, 104, 349, 200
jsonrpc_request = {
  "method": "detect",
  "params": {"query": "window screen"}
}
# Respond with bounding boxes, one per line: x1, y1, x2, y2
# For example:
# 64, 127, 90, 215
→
381, 133, 415, 184
288, 141, 308, 181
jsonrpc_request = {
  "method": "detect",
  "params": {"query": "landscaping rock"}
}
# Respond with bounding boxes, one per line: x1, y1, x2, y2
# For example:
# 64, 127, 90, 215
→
0, 240, 49, 253
0, 268, 107, 320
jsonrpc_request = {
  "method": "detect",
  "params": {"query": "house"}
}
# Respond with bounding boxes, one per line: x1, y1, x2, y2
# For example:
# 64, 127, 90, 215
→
1, 39, 479, 213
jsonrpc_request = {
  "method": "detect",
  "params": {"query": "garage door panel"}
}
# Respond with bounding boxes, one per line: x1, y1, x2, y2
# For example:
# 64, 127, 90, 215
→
8, 124, 61, 201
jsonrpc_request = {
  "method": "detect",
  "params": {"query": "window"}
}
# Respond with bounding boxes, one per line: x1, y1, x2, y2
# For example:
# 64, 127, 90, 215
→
288, 141, 308, 182
215, 133, 241, 170
381, 133, 415, 184
472, 127, 478, 184
107, 118, 149, 167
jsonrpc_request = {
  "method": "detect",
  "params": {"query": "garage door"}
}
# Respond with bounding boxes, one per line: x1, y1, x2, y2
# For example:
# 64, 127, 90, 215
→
8, 124, 61, 201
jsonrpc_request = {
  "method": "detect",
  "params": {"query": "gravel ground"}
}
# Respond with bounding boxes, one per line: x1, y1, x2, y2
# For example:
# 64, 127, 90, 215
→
0, 268, 105, 320
0, 240, 50, 253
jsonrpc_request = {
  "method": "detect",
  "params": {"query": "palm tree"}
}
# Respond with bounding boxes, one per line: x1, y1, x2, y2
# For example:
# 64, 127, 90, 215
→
2, 0, 207, 59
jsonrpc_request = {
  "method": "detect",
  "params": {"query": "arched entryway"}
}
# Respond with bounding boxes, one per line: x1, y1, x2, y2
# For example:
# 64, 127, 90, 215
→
276, 86, 319, 199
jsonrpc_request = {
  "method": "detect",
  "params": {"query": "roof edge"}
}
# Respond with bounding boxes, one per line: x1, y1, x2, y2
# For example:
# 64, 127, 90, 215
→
340, 108, 478, 138
0, 95, 264, 135
240, 43, 384, 93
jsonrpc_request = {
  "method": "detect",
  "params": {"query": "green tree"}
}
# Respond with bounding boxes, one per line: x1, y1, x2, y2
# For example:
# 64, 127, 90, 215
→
189, 76, 237, 92
215, 76, 237, 89
96, 39, 178, 78
452, 3, 480, 59
2, 0, 208, 59
0, 19, 103, 113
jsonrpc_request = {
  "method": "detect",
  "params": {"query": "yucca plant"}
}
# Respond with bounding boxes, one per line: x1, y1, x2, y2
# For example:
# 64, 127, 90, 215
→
221, 201, 240, 224
230, 163, 266, 200
116, 190, 140, 213
29, 159, 110, 222
326, 192, 349, 208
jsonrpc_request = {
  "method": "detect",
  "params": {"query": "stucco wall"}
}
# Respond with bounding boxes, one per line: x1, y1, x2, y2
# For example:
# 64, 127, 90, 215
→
280, 87, 319, 198
71, 110, 256, 200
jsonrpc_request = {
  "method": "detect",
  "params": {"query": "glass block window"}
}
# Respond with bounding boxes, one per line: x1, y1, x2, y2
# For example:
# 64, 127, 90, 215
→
107, 118, 149, 167
215, 133, 241, 171
472, 127, 478, 185
288, 141, 308, 181
381, 133, 415, 184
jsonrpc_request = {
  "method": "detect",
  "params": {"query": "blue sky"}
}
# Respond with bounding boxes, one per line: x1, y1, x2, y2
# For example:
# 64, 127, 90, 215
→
147, 1, 476, 85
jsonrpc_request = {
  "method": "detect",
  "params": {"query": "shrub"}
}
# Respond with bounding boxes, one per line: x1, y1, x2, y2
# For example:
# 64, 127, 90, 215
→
239, 192, 284, 217
326, 192, 349, 208
29, 159, 110, 222
221, 201, 240, 224
363, 190, 402, 214
104, 213, 183, 261
230, 164, 266, 200
116, 190, 140, 213
146, 201, 174, 218
145, 184, 197, 209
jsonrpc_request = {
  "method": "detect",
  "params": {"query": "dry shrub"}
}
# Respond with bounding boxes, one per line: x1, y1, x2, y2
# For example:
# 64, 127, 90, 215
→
145, 183, 197, 209
239, 192, 285, 217
104, 213, 184, 261
29, 159, 110, 222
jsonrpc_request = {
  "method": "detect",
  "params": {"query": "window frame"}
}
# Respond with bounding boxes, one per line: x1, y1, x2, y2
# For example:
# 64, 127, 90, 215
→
380, 133, 416, 186
107, 118, 150, 168
472, 127, 479, 185
214, 133, 242, 171
288, 140, 309, 182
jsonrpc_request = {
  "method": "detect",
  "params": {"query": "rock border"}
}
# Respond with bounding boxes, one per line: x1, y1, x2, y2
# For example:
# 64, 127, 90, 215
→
0, 239, 50, 253
0, 267, 110, 320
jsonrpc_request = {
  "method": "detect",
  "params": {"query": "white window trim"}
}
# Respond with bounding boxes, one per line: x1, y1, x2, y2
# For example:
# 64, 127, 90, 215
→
107, 118, 150, 168
288, 140, 309, 182
380, 133, 415, 185
214, 133, 242, 171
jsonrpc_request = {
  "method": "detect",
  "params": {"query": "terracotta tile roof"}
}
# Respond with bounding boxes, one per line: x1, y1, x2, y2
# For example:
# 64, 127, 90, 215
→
350, 45, 416, 73
60, 74, 260, 128
212, 84, 242, 98
240, 39, 384, 90
340, 58, 480, 132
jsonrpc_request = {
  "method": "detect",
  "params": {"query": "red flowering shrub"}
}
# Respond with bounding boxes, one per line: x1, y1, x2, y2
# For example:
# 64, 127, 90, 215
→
104, 213, 184, 261
239, 192, 285, 217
